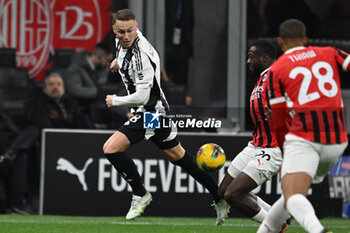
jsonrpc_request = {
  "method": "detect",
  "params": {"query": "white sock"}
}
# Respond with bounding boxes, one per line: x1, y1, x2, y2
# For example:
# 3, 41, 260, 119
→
257, 196, 271, 212
257, 196, 290, 233
286, 194, 324, 233
252, 207, 268, 222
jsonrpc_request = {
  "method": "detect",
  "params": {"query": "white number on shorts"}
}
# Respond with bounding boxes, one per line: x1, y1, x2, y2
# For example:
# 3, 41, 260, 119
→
289, 61, 338, 105
124, 114, 141, 125
255, 150, 271, 161
129, 114, 141, 123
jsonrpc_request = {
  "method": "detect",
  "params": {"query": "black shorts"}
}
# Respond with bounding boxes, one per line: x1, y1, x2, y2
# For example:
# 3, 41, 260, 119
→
118, 112, 179, 150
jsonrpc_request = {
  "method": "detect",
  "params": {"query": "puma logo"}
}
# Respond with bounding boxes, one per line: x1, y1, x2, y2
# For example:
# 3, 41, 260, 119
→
56, 158, 93, 191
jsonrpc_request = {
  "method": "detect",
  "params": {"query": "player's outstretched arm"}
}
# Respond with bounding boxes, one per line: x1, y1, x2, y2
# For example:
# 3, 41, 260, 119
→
106, 88, 151, 108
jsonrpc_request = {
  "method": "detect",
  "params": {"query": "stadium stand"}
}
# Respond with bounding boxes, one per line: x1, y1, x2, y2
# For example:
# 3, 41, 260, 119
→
0, 48, 31, 127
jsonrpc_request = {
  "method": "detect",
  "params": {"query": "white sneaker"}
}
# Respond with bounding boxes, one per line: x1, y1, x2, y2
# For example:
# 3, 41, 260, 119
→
213, 199, 230, 225
126, 191, 152, 220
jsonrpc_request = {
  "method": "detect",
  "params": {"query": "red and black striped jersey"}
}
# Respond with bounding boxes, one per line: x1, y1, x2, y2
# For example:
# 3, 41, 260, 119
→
268, 46, 350, 144
249, 68, 279, 148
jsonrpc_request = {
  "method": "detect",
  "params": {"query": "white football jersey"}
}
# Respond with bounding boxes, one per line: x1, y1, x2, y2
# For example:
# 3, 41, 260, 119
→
115, 30, 169, 113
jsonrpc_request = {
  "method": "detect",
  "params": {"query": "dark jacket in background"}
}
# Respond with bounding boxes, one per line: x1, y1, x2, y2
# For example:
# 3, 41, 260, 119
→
27, 92, 91, 130
0, 108, 20, 154
66, 51, 99, 101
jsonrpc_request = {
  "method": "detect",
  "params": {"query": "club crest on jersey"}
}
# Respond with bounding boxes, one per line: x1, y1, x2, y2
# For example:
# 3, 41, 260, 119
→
143, 111, 161, 129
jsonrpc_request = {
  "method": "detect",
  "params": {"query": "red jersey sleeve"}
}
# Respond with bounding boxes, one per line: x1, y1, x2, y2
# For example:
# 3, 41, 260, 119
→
334, 48, 350, 71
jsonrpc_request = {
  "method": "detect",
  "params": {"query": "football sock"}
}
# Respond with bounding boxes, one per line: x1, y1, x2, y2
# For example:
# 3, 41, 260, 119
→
105, 152, 146, 196
286, 194, 324, 233
256, 196, 271, 212
252, 207, 267, 222
257, 196, 290, 233
171, 152, 221, 203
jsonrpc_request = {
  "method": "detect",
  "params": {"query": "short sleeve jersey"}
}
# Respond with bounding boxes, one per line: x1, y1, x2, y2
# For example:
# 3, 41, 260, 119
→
115, 30, 169, 112
249, 68, 279, 148
268, 46, 350, 144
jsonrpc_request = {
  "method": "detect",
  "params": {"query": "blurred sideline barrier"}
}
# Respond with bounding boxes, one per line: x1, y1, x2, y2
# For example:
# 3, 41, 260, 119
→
40, 129, 348, 217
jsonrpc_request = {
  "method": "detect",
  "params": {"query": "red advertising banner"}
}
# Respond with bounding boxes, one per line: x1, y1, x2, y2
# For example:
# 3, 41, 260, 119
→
0, 0, 111, 78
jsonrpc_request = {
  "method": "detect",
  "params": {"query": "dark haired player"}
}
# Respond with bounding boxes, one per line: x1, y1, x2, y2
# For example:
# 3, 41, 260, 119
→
257, 19, 349, 233
218, 40, 287, 232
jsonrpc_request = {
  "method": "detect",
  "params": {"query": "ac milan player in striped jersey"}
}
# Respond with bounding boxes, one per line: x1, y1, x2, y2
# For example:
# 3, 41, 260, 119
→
257, 19, 349, 233
218, 41, 287, 231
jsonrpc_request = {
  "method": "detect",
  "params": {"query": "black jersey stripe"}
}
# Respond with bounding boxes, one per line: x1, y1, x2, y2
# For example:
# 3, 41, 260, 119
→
250, 98, 257, 145
339, 108, 345, 128
120, 49, 136, 94
333, 111, 341, 144
265, 81, 271, 109
264, 79, 273, 147
133, 39, 143, 72
322, 111, 331, 144
336, 48, 348, 60
256, 122, 263, 146
298, 113, 307, 131
340, 109, 345, 140
278, 80, 285, 96
251, 91, 262, 146
116, 40, 121, 58
143, 56, 169, 111
268, 71, 275, 98
144, 57, 159, 110
311, 111, 320, 142
257, 79, 272, 147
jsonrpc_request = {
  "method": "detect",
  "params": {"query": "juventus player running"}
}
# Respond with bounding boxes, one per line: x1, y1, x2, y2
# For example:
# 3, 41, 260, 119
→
218, 40, 287, 231
103, 9, 229, 224
257, 19, 349, 233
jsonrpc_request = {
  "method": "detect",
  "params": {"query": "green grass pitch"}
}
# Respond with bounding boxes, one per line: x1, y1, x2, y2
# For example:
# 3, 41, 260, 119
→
0, 215, 349, 233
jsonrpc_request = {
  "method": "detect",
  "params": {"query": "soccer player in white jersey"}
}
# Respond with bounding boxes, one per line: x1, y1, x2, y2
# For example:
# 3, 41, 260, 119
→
103, 9, 230, 224
257, 19, 349, 233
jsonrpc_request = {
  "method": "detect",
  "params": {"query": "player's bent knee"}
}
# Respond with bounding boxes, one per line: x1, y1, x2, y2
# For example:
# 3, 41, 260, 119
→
163, 150, 183, 162
103, 143, 125, 154
103, 143, 112, 154
163, 144, 185, 161
102, 141, 119, 154
103, 131, 131, 154
218, 174, 234, 198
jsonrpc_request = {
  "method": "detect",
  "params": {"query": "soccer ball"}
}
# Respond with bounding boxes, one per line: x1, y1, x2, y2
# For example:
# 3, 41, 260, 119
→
196, 143, 226, 172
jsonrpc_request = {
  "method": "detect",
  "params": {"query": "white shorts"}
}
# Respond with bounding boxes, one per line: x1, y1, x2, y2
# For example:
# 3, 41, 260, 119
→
281, 134, 348, 184
227, 143, 282, 186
